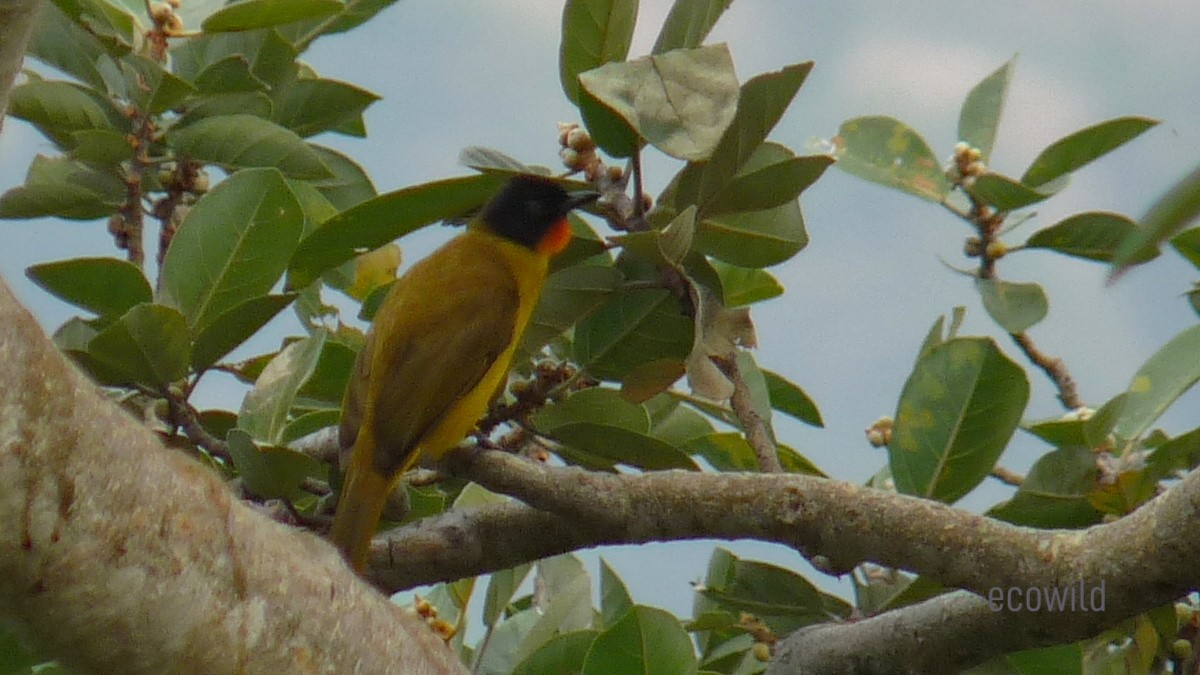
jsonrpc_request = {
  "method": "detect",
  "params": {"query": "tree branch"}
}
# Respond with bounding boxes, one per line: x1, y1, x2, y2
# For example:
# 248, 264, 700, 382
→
0, 0, 40, 134
360, 449, 1200, 671
715, 355, 783, 473
0, 277, 465, 674
1010, 331, 1085, 410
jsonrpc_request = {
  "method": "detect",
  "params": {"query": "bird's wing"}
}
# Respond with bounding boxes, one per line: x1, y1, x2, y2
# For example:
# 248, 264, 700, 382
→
349, 252, 520, 476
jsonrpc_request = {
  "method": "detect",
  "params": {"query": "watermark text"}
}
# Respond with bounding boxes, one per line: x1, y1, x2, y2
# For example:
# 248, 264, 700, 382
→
987, 580, 1105, 612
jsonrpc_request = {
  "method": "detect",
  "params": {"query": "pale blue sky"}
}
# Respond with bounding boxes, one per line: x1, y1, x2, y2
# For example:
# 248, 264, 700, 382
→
3, 0, 1199, 620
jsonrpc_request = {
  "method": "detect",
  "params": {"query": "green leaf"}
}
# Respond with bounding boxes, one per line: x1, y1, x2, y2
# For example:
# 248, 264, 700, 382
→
974, 278, 1048, 333
1113, 164, 1200, 275
54, 317, 129, 386
286, 174, 506, 289
280, 408, 340, 444
176, 92, 275, 127
192, 55, 272, 93
1003, 643, 1086, 675
684, 432, 753, 471
1023, 415, 1088, 448
0, 155, 125, 220
226, 429, 321, 500
702, 143, 833, 217
834, 116, 951, 202
957, 60, 1013, 162
69, 129, 134, 165
303, 144, 377, 210
47, 0, 136, 56
600, 559, 635, 626
7, 79, 127, 150
763, 369, 823, 427
699, 554, 850, 635
512, 630, 599, 675
191, 294, 296, 371
28, 2, 111, 90
646, 396, 714, 445
1021, 116, 1158, 188
272, 77, 380, 137
1114, 324, 1200, 441
578, 84, 641, 158
521, 264, 624, 356
987, 447, 1102, 528
26, 257, 152, 319
652, 0, 733, 54
532, 388, 698, 470
483, 564, 533, 628
890, 337, 1030, 503
287, 177, 340, 235
88, 303, 191, 386
166, 114, 331, 178
172, 30, 298, 91
295, 338, 356, 404
487, 559, 594, 668
681, 63, 813, 206
734, 350, 773, 427
120, 54, 197, 115
577, 44, 739, 161
1146, 426, 1200, 481
159, 168, 304, 333
966, 173, 1051, 212
712, 260, 783, 307
614, 206, 696, 269
582, 606, 697, 675
276, 0, 406, 48
558, 0, 639, 103
1026, 211, 1157, 264
238, 331, 327, 444
1171, 227, 1200, 272
458, 146, 543, 175
573, 288, 693, 381
202, 0, 343, 32
1083, 393, 1126, 448
696, 198, 808, 268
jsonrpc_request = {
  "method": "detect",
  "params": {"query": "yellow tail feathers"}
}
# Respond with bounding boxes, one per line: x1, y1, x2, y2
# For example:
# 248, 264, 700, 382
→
330, 462, 392, 572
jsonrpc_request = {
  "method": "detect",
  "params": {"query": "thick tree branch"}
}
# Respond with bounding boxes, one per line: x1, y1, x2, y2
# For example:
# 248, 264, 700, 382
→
0, 278, 465, 674
0, 0, 40, 132
362, 449, 1200, 671
768, 590, 1044, 674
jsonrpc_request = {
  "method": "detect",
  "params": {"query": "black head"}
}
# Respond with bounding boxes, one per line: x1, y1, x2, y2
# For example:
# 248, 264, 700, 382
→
481, 175, 599, 249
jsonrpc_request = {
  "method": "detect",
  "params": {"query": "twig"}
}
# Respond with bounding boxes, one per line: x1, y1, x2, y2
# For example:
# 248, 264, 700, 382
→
476, 361, 584, 437
164, 392, 232, 463
989, 465, 1024, 487
714, 355, 783, 473
1010, 332, 1084, 410
946, 150, 1085, 412
627, 150, 649, 232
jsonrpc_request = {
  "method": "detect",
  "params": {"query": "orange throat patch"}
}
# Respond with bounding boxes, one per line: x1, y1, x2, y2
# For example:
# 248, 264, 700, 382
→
537, 217, 573, 256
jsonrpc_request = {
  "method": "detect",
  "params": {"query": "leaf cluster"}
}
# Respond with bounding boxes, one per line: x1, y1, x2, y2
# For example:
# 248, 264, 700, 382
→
6, 0, 1200, 673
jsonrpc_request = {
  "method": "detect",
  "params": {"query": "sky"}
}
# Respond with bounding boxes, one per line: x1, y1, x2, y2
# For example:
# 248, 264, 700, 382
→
2, 0, 1200, 622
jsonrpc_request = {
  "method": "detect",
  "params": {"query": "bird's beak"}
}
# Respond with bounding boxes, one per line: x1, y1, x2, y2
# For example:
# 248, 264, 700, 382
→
565, 190, 601, 212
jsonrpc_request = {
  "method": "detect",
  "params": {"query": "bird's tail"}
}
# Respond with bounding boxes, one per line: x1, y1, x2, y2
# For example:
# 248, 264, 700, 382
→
330, 461, 391, 573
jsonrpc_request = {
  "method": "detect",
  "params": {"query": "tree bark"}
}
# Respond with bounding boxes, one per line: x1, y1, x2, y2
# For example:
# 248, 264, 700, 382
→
0, 275, 466, 673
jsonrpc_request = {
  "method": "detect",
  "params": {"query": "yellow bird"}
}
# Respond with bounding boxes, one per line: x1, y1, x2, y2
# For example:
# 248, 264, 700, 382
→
331, 175, 599, 572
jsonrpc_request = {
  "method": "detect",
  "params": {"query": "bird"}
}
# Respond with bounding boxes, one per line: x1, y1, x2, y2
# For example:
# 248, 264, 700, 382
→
330, 174, 600, 572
